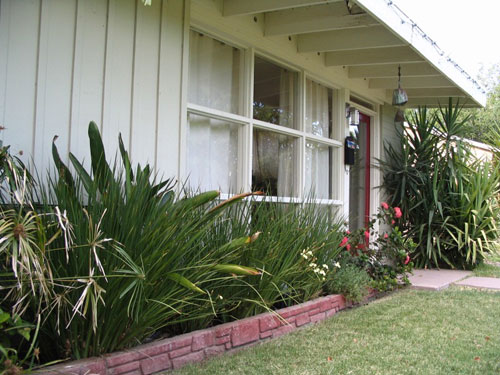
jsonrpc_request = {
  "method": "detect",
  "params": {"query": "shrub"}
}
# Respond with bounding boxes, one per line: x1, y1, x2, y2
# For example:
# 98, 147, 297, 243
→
337, 204, 415, 291
324, 264, 371, 303
380, 100, 500, 269
1, 122, 347, 364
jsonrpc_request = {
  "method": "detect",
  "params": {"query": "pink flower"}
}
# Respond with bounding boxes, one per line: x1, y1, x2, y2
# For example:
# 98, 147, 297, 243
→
404, 255, 410, 265
346, 230, 351, 235
391, 220, 395, 225
364, 231, 370, 241
339, 237, 349, 247
381, 202, 389, 210
394, 207, 402, 219
384, 233, 388, 239
346, 244, 351, 251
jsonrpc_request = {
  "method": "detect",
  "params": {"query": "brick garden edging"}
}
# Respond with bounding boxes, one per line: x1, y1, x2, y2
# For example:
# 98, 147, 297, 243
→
40, 294, 355, 375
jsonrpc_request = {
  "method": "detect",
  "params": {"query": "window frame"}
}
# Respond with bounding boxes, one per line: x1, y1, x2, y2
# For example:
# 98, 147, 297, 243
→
185, 29, 344, 206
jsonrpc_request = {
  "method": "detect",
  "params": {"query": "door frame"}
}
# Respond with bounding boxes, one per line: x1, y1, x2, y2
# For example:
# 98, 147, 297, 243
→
359, 112, 371, 226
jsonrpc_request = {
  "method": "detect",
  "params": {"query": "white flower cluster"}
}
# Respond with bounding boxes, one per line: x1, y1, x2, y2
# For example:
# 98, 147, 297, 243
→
301, 249, 331, 281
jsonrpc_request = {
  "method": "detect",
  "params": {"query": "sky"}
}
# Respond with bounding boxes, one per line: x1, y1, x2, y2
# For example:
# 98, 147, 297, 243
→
393, 0, 500, 83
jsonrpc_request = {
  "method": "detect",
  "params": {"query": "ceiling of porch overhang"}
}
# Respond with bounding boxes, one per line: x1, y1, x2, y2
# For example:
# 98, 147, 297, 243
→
222, 0, 486, 108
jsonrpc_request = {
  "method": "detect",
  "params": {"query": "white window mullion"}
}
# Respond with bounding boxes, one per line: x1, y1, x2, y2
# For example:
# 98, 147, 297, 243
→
244, 48, 255, 192
298, 70, 306, 199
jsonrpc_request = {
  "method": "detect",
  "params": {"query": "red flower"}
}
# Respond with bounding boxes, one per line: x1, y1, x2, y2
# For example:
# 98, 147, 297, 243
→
339, 237, 348, 247
404, 255, 410, 265
346, 230, 351, 235
364, 231, 370, 241
384, 233, 388, 239
394, 207, 402, 219
346, 244, 351, 251
381, 202, 389, 210
391, 219, 395, 225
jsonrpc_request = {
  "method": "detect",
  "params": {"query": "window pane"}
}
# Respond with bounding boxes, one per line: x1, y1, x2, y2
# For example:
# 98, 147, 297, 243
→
252, 128, 297, 197
305, 141, 332, 199
187, 114, 239, 192
305, 79, 332, 138
253, 57, 297, 129
188, 31, 241, 114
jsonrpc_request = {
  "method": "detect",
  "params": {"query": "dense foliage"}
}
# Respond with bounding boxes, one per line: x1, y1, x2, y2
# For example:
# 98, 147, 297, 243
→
381, 100, 500, 269
0, 121, 412, 371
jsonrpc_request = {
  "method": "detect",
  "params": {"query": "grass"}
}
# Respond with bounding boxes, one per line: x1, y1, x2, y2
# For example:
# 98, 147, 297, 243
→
473, 263, 500, 278
473, 250, 500, 278
173, 288, 500, 375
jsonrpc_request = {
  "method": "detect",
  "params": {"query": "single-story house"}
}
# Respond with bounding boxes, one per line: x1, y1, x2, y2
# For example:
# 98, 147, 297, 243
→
0, 0, 485, 231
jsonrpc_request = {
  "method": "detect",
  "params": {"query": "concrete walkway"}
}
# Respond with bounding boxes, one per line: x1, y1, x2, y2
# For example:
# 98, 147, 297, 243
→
408, 269, 471, 290
408, 269, 500, 291
455, 276, 500, 290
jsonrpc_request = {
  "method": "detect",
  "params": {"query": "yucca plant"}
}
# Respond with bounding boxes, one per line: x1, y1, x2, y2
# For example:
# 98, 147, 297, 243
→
381, 99, 500, 268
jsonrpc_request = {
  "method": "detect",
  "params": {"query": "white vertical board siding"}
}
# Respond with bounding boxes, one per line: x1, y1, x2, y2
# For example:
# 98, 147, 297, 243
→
0, 0, 185, 180
156, 0, 185, 179
70, 0, 108, 167
33, 0, 77, 171
0, 0, 41, 162
380, 103, 399, 159
101, 0, 136, 158
130, 0, 161, 167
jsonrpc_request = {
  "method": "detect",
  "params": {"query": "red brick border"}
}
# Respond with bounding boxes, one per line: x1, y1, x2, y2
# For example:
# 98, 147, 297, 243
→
39, 293, 365, 375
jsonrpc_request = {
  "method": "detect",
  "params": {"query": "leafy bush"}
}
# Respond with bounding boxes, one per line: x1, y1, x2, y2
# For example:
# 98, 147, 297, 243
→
336, 204, 415, 291
1, 122, 347, 364
381, 100, 500, 269
324, 264, 371, 303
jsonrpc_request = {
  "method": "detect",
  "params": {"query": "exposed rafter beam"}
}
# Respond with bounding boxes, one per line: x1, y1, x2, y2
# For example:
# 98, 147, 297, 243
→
349, 62, 439, 78
394, 88, 466, 98
406, 98, 478, 108
297, 26, 405, 53
369, 76, 454, 89
264, 3, 378, 36
223, 0, 343, 17
325, 46, 423, 66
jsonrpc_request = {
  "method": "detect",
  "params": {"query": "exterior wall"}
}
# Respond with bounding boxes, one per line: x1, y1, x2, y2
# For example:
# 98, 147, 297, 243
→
0, 0, 186, 179
0, 0, 394, 215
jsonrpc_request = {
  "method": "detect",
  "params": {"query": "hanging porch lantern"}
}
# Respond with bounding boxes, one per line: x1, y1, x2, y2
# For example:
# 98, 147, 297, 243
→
392, 65, 408, 106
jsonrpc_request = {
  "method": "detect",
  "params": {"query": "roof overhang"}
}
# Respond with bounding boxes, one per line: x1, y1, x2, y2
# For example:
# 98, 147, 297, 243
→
222, 0, 486, 107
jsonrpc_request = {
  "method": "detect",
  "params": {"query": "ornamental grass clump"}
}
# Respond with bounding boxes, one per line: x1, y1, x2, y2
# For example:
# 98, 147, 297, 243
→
381, 99, 500, 269
196, 199, 346, 320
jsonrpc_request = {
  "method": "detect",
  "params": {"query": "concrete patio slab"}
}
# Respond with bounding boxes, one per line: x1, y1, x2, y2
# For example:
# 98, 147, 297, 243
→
455, 276, 500, 290
408, 269, 472, 290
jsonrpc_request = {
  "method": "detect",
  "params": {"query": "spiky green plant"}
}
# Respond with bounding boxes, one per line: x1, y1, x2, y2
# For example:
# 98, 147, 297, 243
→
381, 99, 500, 268
2, 122, 263, 360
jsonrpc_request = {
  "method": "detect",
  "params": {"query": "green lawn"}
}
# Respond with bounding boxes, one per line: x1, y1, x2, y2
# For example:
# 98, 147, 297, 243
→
473, 262, 500, 278
173, 288, 500, 375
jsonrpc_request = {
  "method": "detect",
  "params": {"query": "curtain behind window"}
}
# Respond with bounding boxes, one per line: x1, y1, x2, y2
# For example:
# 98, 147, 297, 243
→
187, 32, 241, 192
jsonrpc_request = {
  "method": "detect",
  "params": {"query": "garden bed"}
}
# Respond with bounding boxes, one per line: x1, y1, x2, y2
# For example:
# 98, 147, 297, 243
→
37, 292, 377, 375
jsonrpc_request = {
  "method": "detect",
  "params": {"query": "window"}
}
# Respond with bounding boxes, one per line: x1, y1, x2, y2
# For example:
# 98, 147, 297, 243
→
187, 31, 243, 192
186, 30, 342, 203
253, 57, 298, 129
187, 114, 239, 192
252, 128, 297, 197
